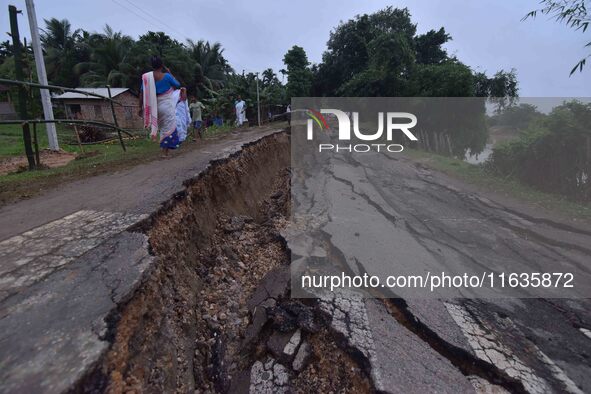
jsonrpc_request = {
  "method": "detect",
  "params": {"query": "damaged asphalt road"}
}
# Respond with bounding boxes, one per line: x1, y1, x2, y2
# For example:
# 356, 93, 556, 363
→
289, 148, 591, 393
1, 126, 591, 393
0, 128, 285, 393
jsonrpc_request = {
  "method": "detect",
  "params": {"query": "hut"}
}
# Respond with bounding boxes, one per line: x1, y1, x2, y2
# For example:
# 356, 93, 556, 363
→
52, 88, 142, 129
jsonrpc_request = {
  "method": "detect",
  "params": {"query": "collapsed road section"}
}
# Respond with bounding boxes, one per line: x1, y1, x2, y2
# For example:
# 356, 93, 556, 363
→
0, 129, 371, 394
2, 127, 590, 393
77, 130, 372, 393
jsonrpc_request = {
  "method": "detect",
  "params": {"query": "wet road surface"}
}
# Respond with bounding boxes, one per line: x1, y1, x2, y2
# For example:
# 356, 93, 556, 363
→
290, 149, 591, 393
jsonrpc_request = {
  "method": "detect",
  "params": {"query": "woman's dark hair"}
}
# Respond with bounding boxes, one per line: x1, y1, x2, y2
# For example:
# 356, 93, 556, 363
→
150, 55, 163, 70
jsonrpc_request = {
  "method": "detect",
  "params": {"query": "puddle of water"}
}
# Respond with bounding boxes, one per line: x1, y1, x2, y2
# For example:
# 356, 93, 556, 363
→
464, 143, 493, 165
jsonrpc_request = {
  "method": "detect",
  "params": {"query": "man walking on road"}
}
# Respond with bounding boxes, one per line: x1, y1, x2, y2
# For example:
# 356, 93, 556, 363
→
189, 97, 206, 141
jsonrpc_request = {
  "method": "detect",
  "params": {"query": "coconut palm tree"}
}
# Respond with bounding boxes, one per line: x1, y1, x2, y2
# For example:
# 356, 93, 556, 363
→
75, 25, 135, 87
41, 18, 85, 87
186, 39, 233, 97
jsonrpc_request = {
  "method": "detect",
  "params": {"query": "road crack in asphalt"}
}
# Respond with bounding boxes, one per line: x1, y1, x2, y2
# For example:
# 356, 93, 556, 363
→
445, 302, 585, 394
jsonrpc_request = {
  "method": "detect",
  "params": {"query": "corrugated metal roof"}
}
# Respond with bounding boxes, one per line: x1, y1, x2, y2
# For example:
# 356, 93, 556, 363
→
52, 88, 130, 100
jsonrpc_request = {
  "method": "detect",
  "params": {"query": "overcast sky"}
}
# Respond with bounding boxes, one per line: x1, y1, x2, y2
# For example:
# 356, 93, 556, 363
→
2, 0, 590, 96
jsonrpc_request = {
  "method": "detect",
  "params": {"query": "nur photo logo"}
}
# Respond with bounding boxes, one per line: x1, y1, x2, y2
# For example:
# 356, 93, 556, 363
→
305, 108, 418, 153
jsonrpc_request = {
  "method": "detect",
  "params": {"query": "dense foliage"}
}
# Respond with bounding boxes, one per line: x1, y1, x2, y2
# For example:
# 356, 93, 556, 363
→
280, 7, 518, 157
0, 8, 518, 122
488, 101, 591, 201
308, 7, 517, 100
0, 19, 285, 122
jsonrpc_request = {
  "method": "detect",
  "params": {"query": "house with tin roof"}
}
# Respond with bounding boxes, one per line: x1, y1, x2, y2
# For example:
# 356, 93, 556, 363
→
52, 88, 143, 129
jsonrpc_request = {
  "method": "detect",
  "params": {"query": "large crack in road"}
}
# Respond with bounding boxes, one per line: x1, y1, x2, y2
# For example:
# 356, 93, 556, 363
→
16, 129, 587, 393
97, 134, 591, 393
289, 147, 591, 393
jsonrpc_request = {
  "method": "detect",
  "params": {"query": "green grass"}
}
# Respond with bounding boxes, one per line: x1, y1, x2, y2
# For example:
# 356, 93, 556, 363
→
405, 148, 591, 220
1, 123, 78, 157
0, 123, 160, 205
202, 123, 236, 138
0, 121, 286, 206
0, 123, 146, 157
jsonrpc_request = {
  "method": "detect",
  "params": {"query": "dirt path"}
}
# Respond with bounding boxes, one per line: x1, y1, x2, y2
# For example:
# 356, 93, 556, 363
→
0, 127, 280, 241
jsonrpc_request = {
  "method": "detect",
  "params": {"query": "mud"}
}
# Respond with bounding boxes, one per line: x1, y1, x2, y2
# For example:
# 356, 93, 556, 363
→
0, 149, 76, 175
76, 131, 369, 393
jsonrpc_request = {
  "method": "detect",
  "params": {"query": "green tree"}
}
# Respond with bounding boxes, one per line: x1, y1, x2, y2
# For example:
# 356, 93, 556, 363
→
409, 61, 474, 96
41, 18, 86, 86
282, 45, 312, 99
488, 103, 543, 129
138, 31, 180, 57
74, 25, 135, 87
414, 28, 451, 64
0, 41, 12, 65
489, 101, 591, 200
186, 40, 232, 97
311, 6, 518, 100
260, 68, 286, 105
312, 7, 417, 96
474, 69, 519, 112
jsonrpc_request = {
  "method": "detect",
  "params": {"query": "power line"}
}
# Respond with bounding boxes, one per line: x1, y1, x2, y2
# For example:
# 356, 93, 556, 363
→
109, 0, 160, 31
109, 0, 186, 39
121, 0, 187, 39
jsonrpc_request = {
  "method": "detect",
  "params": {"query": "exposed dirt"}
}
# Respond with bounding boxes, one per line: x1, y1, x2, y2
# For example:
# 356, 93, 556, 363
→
102, 133, 291, 393
0, 149, 76, 175
291, 329, 372, 393
74, 131, 374, 393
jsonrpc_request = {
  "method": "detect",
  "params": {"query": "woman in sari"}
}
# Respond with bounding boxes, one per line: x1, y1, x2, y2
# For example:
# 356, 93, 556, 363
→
139, 56, 182, 156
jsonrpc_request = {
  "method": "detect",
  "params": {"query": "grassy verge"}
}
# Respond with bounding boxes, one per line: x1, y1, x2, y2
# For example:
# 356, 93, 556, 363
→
0, 123, 102, 157
0, 122, 286, 207
0, 137, 161, 206
405, 148, 591, 220
202, 124, 236, 138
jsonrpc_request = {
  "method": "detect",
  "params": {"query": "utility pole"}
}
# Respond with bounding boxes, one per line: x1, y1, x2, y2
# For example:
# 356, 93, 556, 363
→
256, 72, 261, 127
25, 0, 59, 151
9, 5, 36, 170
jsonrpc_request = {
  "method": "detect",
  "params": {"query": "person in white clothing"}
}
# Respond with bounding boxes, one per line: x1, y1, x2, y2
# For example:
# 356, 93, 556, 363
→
235, 96, 247, 126
286, 104, 291, 126
173, 87, 191, 143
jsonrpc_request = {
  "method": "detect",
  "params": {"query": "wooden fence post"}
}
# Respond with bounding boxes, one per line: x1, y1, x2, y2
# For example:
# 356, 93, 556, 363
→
9, 5, 36, 170
106, 85, 126, 152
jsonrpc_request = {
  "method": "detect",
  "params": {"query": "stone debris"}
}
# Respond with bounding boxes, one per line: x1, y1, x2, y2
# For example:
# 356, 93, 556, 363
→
283, 329, 301, 356
267, 329, 301, 363
188, 167, 292, 391
468, 375, 511, 394
292, 341, 311, 372
249, 357, 290, 394
246, 266, 289, 312
268, 300, 323, 333
242, 298, 271, 348
317, 289, 376, 363
223, 215, 253, 233
282, 230, 327, 260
